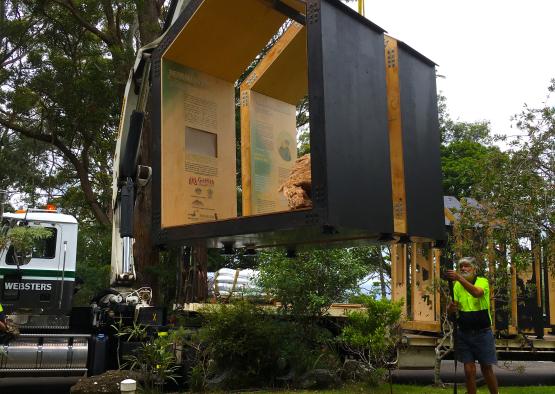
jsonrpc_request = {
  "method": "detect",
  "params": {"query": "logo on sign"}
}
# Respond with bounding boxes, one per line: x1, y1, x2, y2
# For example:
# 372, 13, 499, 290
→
4, 282, 52, 291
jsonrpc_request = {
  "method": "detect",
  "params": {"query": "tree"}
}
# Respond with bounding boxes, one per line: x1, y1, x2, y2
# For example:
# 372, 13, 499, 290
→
475, 79, 554, 244
441, 140, 500, 198
257, 248, 372, 317
438, 94, 502, 199
447, 79, 554, 306
349, 246, 391, 299
0, 0, 165, 224
0, 1, 168, 295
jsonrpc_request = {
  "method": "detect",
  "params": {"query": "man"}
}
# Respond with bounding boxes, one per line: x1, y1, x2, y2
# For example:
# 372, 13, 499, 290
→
446, 257, 499, 394
0, 302, 7, 333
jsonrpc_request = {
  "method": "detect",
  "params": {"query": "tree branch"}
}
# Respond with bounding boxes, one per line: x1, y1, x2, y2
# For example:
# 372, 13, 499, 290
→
51, 0, 116, 47
0, 113, 111, 226
100, 0, 118, 42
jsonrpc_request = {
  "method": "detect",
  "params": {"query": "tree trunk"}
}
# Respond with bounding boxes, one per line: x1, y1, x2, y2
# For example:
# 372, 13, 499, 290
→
378, 247, 387, 299
133, 111, 160, 294
182, 242, 208, 303
136, 0, 162, 45
132, 0, 162, 297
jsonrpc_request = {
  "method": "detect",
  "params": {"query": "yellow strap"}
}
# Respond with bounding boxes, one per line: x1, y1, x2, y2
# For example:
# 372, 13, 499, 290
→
226, 269, 241, 301
358, 0, 365, 16
0, 303, 3, 312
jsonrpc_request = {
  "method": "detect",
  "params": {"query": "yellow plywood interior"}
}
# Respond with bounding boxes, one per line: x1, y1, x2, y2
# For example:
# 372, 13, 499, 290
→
247, 23, 308, 105
240, 22, 307, 216
163, 0, 291, 83
161, 60, 237, 228
384, 35, 407, 234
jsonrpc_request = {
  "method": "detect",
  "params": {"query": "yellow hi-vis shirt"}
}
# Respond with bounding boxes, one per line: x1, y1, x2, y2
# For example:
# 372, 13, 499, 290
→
453, 276, 492, 330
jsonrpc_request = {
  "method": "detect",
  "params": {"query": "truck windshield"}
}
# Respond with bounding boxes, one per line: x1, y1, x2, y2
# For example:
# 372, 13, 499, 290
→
5, 227, 57, 265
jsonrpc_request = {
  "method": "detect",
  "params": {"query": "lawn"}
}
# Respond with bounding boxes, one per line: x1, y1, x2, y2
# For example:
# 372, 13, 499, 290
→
240, 383, 555, 393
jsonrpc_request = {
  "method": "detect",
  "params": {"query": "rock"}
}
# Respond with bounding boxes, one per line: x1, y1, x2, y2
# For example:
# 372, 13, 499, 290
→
70, 370, 142, 394
279, 154, 312, 209
205, 369, 231, 390
297, 368, 341, 390
341, 359, 374, 382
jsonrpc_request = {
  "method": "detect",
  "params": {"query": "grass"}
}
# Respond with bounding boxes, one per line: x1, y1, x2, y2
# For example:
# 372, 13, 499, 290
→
238, 383, 555, 394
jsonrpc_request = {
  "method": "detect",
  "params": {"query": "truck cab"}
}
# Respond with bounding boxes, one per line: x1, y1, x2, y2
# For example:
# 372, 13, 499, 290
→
0, 209, 78, 330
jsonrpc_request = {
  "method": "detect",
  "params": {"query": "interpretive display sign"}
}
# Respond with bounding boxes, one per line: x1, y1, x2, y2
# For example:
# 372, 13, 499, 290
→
161, 60, 236, 228
245, 91, 297, 214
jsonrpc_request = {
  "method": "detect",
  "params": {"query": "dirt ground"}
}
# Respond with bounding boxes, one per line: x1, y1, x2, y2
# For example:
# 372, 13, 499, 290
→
70, 370, 143, 394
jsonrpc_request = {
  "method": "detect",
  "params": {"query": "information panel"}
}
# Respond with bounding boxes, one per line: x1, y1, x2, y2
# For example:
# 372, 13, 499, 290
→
247, 91, 297, 214
161, 60, 236, 227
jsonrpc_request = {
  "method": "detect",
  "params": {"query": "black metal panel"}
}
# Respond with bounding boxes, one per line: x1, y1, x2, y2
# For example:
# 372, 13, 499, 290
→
398, 42, 445, 241
309, 0, 392, 234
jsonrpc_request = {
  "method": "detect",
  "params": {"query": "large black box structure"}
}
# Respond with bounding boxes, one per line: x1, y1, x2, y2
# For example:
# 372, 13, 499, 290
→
148, 0, 445, 249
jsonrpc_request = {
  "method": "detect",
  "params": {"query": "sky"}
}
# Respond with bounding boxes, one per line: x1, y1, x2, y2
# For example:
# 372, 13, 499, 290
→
348, 0, 555, 137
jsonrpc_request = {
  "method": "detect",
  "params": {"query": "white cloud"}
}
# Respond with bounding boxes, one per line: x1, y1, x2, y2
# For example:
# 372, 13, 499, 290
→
348, 0, 555, 135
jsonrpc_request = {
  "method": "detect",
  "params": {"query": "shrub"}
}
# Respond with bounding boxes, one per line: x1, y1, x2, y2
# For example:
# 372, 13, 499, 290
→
123, 334, 180, 393
194, 301, 339, 390
340, 295, 402, 373
257, 248, 370, 317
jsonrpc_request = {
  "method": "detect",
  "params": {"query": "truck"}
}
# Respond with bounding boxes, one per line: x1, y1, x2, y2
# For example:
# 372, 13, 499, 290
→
0, 200, 162, 378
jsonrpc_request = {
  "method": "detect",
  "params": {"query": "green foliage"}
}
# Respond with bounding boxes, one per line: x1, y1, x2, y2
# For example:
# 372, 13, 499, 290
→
0, 0, 166, 241
441, 140, 500, 198
448, 79, 555, 278
195, 301, 338, 390
340, 295, 402, 368
257, 248, 371, 317
477, 81, 554, 239
296, 96, 310, 156
113, 321, 149, 342
348, 246, 390, 299
198, 301, 288, 386
73, 222, 111, 306
0, 1, 163, 296
144, 247, 180, 305
123, 334, 180, 393
438, 95, 502, 199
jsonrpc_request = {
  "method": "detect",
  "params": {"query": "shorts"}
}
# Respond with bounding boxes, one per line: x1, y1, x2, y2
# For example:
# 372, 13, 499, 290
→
455, 327, 497, 365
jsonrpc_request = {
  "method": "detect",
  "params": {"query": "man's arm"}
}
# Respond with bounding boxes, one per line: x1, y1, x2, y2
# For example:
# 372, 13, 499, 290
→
0, 306, 7, 332
445, 270, 484, 298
